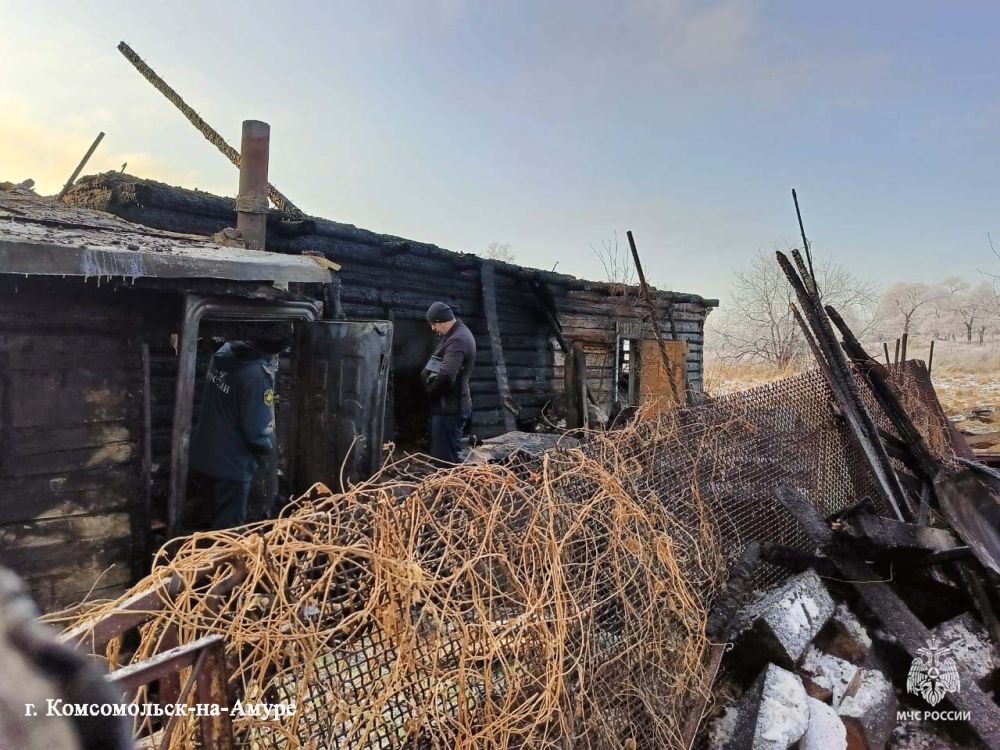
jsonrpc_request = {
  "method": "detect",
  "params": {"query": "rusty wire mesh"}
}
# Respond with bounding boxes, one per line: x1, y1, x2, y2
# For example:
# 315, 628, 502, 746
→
60, 361, 955, 749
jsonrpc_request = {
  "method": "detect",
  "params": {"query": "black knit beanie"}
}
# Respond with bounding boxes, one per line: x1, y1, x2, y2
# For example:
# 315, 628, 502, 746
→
426, 301, 456, 323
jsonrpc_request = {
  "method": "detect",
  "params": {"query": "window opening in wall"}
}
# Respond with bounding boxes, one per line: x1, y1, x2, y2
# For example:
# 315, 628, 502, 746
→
615, 336, 642, 406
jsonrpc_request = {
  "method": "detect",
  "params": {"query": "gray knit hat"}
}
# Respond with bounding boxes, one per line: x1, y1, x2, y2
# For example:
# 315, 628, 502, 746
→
426, 301, 455, 323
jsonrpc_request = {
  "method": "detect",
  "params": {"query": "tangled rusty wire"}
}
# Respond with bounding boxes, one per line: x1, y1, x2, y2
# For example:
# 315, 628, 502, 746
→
66, 412, 728, 750
61, 361, 955, 749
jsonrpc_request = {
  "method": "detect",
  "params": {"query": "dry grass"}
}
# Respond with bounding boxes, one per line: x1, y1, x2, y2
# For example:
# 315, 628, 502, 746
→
705, 340, 1000, 420
702, 357, 802, 397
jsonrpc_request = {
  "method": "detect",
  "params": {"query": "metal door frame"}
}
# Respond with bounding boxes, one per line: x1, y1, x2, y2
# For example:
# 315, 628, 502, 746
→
168, 294, 320, 536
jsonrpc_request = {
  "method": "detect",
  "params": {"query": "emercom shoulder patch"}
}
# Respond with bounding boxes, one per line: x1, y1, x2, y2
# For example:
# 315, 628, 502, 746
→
264, 389, 275, 407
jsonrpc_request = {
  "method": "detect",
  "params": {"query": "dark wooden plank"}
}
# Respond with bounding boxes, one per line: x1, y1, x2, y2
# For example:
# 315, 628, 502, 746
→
7, 369, 138, 427
20, 550, 134, 590
0, 532, 133, 578
0, 513, 132, 550
10, 422, 132, 456
38, 581, 133, 614
5, 441, 135, 477
0, 488, 131, 524
847, 512, 957, 552
0, 467, 134, 500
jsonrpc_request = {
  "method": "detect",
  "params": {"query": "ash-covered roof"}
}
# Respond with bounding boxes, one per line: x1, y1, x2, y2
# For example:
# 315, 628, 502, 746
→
0, 187, 332, 284
66, 172, 719, 307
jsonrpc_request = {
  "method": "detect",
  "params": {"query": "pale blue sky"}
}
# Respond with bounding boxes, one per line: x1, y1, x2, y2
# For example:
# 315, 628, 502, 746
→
3, 1, 999, 303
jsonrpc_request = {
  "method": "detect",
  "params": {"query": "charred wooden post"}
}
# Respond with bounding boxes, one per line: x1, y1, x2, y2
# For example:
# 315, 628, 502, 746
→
139, 340, 152, 575
626, 230, 685, 406
827, 305, 939, 483
236, 120, 270, 252
682, 543, 762, 748
883, 341, 891, 366
56, 131, 105, 202
565, 342, 588, 429
778, 250, 912, 521
759, 543, 839, 577
481, 262, 518, 433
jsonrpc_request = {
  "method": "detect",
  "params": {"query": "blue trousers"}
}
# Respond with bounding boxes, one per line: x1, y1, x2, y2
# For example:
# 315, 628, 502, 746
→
431, 413, 467, 464
212, 478, 252, 530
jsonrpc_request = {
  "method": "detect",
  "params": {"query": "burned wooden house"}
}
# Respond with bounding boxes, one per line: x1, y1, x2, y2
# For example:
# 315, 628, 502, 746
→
0, 174, 715, 612
65, 171, 718, 432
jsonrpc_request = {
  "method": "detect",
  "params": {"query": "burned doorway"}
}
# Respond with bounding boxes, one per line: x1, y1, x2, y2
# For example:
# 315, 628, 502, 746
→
167, 296, 320, 537
388, 319, 436, 453
181, 320, 297, 534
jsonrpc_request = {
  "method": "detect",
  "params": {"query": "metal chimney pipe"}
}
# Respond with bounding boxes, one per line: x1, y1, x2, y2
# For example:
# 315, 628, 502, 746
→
236, 120, 270, 251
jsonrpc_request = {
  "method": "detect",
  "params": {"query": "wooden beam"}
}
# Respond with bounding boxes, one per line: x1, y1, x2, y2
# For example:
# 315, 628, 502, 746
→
847, 511, 958, 553
117, 41, 300, 216
480, 262, 518, 432
625, 231, 684, 405
565, 342, 588, 429
56, 131, 105, 202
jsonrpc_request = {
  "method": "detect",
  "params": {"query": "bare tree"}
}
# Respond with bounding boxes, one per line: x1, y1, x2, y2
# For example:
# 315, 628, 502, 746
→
949, 281, 998, 344
711, 248, 878, 367
484, 241, 515, 263
927, 277, 967, 340
878, 282, 939, 337
591, 231, 636, 288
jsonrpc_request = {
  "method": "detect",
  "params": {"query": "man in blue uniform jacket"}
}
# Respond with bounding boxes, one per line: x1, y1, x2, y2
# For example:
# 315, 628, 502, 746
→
422, 302, 476, 463
190, 338, 284, 529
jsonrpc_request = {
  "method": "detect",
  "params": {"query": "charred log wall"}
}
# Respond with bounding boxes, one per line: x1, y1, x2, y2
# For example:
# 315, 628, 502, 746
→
0, 278, 156, 611
66, 173, 714, 433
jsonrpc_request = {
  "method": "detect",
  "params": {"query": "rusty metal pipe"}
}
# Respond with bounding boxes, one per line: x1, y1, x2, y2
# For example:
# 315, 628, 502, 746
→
237, 120, 270, 251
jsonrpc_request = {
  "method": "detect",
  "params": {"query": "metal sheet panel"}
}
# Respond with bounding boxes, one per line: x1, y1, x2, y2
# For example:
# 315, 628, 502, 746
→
293, 321, 393, 492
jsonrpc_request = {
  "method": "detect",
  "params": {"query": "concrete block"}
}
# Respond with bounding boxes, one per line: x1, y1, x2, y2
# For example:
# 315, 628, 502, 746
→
821, 602, 873, 665
837, 669, 897, 750
799, 645, 860, 707
734, 570, 836, 668
800, 696, 847, 750
931, 612, 999, 688
726, 664, 809, 750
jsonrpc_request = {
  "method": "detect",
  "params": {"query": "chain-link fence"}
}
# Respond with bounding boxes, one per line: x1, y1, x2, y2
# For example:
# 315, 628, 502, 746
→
67, 362, 954, 749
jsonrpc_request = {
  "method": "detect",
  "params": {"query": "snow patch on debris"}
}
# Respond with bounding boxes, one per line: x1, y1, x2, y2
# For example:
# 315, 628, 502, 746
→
838, 668, 897, 750
889, 718, 963, 749
800, 697, 847, 750
755, 665, 809, 749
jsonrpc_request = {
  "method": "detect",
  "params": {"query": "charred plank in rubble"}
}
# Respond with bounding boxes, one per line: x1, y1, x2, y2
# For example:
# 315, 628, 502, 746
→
774, 482, 1000, 748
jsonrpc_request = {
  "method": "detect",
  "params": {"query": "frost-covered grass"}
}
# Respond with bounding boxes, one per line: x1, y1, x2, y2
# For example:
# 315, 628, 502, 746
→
704, 339, 1000, 419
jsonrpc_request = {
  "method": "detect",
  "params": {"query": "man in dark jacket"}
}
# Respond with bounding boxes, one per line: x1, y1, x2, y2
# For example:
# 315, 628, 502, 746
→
422, 302, 476, 463
190, 338, 283, 529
